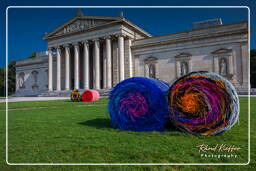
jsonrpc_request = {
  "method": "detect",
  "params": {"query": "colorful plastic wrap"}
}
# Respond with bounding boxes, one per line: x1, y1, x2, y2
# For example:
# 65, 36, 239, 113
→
81, 90, 100, 102
168, 71, 239, 136
70, 90, 81, 102
108, 77, 170, 131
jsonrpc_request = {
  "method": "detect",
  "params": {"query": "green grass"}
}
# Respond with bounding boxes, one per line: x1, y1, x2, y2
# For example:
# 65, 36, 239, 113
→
0, 97, 255, 170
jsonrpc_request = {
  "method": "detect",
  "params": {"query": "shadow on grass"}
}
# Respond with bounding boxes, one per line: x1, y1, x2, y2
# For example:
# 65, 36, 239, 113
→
79, 118, 187, 135
78, 118, 113, 129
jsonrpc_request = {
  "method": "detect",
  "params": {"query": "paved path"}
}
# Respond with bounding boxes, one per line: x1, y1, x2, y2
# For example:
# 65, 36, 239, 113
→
0, 95, 254, 103
0, 97, 70, 103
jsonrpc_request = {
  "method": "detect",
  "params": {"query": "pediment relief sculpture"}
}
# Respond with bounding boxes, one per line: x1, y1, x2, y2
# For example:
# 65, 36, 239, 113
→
54, 19, 110, 36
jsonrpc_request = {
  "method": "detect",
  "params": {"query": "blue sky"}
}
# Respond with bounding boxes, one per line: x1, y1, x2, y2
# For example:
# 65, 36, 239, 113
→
1, 0, 255, 68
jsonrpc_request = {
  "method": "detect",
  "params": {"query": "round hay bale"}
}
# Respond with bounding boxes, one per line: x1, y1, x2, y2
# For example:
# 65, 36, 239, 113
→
81, 90, 100, 102
168, 71, 239, 136
70, 90, 81, 102
108, 77, 170, 132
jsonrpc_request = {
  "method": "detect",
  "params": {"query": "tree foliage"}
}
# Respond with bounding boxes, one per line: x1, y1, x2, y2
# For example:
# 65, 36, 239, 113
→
0, 60, 16, 96
250, 49, 256, 88
28, 52, 36, 58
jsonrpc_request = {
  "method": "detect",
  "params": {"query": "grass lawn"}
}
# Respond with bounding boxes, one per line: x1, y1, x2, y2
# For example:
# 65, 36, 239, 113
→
0, 97, 255, 170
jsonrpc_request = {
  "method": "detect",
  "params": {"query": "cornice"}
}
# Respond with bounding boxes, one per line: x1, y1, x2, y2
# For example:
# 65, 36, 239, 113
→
132, 28, 248, 49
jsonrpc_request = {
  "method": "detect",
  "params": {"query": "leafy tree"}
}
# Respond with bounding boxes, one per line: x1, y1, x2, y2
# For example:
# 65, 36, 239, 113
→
8, 60, 16, 95
0, 60, 16, 96
0, 67, 4, 96
250, 49, 256, 88
28, 52, 36, 58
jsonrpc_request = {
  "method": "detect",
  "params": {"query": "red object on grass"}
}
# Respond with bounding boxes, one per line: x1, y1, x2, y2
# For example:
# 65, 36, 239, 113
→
81, 90, 100, 102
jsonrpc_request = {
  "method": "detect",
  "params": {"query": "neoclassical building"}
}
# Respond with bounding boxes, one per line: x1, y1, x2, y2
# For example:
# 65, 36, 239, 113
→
15, 10, 249, 96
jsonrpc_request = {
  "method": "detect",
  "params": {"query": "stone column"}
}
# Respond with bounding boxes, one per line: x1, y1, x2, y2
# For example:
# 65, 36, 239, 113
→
94, 39, 100, 89
74, 43, 80, 90
16, 74, 19, 91
127, 38, 133, 77
176, 61, 181, 78
118, 35, 125, 81
134, 55, 140, 76
144, 63, 149, 77
241, 43, 249, 89
229, 54, 234, 75
232, 44, 241, 86
48, 48, 53, 91
64, 45, 70, 90
106, 36, 112, 89
103, 43, 107, 89
56, 46, 61, 91
213, 56, 219, 74
83, 41, 90, 89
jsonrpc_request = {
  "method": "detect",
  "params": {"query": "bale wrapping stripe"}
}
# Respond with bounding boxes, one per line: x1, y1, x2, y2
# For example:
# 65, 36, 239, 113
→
81, 90, 100, 102
70, 90, 81, 102
108, 77, 170, 131
168, 71, 239, 136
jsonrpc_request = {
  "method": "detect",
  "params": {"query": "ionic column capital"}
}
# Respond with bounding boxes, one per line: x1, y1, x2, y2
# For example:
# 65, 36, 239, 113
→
48, 47, 54, 51
63, 44, 71, 48
81, 40, 89, 44
102, 35, 112, 40
55, 44, 64, 49
116, 33, 125, 37
92, 38, 100, 42
72, 42, 80, 46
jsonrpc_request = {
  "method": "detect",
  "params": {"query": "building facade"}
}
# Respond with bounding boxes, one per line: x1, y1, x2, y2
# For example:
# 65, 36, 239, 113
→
15, 10, 249, 96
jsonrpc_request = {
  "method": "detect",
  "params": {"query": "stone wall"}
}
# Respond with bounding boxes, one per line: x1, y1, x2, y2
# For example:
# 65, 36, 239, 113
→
131, 22, 249, 91
15, 56, 49, 96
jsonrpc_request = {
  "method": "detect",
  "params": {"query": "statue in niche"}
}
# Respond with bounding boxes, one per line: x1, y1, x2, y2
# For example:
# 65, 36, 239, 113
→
32, 71, 38, 84
181, 61, 188, 76
19, 72, 25, 89
32, 71, 39, 90
149, 63, 156, 79
220, 58, 227, 76
45, 69, 48, 88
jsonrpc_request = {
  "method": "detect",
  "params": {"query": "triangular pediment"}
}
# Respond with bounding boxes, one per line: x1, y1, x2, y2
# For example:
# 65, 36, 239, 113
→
44, 16, 118, 39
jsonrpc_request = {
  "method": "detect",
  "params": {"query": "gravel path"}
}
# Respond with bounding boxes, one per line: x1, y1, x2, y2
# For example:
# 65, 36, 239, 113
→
0, 97, 70, 103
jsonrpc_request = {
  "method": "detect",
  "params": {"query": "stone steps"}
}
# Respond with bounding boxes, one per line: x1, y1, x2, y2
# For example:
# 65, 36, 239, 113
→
39, 89, 111, 97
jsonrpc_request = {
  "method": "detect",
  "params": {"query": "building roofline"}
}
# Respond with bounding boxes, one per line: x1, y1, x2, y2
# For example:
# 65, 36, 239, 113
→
44, 15, 119, 40
44, 15, 151, 40
121, 18, 152, 37
134, 21, 248, 42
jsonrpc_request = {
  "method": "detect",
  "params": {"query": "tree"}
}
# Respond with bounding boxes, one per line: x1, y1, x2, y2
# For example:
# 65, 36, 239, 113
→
0, 60, 16, 96
250, 49, 256, 88
8, 60, 16, 95
0, 67, 4, 96
28, 52, 36, 59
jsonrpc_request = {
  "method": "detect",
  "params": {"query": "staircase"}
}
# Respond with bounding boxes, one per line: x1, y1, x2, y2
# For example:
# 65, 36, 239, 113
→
39, 89, 111, 97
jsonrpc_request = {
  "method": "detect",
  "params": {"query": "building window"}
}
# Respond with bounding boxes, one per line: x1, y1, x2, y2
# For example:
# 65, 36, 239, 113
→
144, 56, 158, 79
18, 72, 25, 89
175, 53, 192, 77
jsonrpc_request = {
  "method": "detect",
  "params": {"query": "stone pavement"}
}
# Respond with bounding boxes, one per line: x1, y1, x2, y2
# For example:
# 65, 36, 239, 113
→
0, 97, 70, 103
0, 95, 254, 103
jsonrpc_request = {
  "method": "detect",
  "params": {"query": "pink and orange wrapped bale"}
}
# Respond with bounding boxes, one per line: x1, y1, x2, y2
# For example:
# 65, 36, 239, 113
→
81, 90, 100, 102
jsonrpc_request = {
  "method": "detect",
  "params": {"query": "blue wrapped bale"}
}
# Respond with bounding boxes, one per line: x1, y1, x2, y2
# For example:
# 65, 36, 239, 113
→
108, 77, 170, 131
